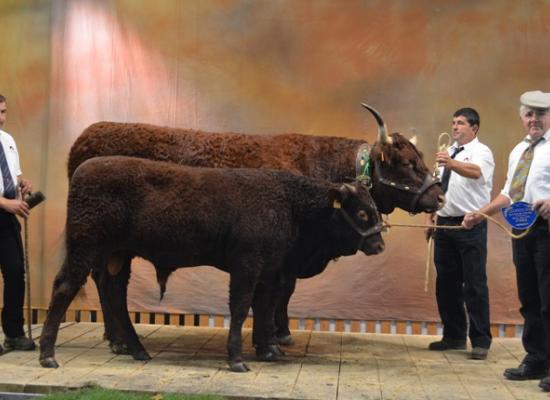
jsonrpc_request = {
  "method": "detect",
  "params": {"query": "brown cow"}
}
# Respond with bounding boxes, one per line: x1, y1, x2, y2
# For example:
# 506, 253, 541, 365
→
67, 105, 444, 353
40, 157, 385, 372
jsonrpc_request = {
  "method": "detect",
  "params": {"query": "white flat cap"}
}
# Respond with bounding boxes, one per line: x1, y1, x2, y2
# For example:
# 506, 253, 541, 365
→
520, 90, 550, 109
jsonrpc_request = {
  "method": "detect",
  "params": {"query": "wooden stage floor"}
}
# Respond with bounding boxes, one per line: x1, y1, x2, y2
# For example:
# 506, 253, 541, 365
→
0, 322, 547, 399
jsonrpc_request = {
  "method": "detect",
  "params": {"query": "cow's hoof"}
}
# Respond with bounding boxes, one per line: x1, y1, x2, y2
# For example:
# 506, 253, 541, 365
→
109, 341, 129, 355
276, 334, 295, 346
131, 350, 152, 361
229, 361, 250, 372
40, 357, 59, 368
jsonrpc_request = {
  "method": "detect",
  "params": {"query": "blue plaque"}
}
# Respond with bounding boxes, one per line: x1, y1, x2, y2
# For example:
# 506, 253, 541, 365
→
501, 201, 538, 230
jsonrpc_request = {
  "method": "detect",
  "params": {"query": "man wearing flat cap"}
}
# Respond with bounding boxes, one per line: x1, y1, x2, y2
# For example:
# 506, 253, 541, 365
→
464, 90, 550, 391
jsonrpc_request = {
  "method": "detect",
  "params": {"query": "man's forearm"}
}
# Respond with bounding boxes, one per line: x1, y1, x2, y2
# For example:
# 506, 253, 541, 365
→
479, 194, 511, 216
448, 159, 482, 179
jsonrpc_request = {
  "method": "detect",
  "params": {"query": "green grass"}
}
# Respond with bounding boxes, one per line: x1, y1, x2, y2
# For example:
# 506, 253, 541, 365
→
42, 386, 225, 400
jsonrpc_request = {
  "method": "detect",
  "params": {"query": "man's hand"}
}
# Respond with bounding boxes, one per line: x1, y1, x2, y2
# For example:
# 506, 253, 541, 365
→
533, 199, 550, 220
18, 178, 32, 197
462, 212, 484, 229
0, 198, 30, 218
425, 213, 435, 241
436, 151, 453, 168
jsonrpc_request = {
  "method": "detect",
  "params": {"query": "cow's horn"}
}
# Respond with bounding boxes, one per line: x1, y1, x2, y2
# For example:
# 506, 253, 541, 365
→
361, 103, 392, 144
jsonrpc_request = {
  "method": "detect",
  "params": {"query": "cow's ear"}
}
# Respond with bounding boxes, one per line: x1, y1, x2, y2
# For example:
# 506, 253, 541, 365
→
329, 184, 356, 208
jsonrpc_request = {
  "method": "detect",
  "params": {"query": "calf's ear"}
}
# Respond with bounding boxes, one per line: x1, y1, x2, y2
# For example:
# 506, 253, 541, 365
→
329, 184, 356, 208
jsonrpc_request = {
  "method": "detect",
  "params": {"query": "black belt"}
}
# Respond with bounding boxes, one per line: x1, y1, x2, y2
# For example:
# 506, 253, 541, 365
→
437, 215, 464, 223
534, 216, 548, 226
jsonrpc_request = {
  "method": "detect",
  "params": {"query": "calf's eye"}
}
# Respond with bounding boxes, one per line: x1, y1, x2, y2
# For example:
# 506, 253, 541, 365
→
358, 210, 369, 222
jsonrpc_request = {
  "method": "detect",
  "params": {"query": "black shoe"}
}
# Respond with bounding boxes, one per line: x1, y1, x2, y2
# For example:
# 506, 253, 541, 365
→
540, 376, 550, 392
428, 338, 466, 351
504, 363, 549, 381
470, 347, 489, 360
3, 336, 36, 351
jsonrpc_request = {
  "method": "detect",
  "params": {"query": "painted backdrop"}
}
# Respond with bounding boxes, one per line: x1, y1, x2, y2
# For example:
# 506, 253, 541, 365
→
1, 0, 549, 323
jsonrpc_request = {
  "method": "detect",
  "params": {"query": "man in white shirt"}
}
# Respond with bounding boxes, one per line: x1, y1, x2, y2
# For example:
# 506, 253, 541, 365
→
0, 94, 36, 352
464, 91, 550, 390
426, 107, 494, 360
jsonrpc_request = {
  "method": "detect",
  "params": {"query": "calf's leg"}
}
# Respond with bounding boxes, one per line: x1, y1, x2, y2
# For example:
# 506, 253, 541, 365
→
227, 265, 261, 372
274, 278, 296, 346
39, 258, 92, 368
99, 259, 151, 360
252, 276, 285, 361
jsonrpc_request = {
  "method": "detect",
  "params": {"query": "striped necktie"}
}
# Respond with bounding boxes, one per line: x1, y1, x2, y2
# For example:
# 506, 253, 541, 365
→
0, 141, 16, 199
439, 146, 464, 193
509, 137, 544, 202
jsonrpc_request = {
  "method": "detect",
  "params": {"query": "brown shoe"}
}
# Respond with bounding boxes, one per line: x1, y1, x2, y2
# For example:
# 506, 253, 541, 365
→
4, 336, 36, 351
428, 338, 466, 351
471, 347, 489, 360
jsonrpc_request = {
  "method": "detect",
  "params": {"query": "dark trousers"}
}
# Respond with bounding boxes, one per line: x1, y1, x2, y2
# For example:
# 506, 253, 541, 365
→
434, 217, 492, 348
512, 218, 550, 366
0, 211, 26, 338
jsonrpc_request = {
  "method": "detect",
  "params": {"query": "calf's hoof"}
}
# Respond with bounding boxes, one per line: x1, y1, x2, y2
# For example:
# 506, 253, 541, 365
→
131, 350, 152, 361
229, 361, 250, 372
276, 334, 295, 346
256, 344, 284, 361
40, 357, 59, 368
109, 341, 129, 355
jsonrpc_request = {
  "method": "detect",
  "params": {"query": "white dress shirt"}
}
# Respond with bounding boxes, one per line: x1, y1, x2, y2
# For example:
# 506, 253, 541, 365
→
437, 137, 494, 217
0, 130, 22, 198
501, 129, 550, 203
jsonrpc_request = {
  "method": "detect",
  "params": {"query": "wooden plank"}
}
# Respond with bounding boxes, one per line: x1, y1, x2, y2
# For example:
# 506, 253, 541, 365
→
289, 318, 299, 330
37, 309, 48, 324
96, 310, 104, 323
335, 320, 345, 332
184, 314, 194, 326
380, 321, 391, 334
504, 324, 516, 338
197, 315, 208, 327
350, 320, 361, 333
319, 319, 330, 332
80, 310, 91, 323
304, 319, 314, 331
154, 313, 164, 325
396, 321, 406, 334
366, 320, 376, 333
65, 310, 77, 323
490, 324, 499, 338
412, 321, 422, 335
214, 315, 224, 328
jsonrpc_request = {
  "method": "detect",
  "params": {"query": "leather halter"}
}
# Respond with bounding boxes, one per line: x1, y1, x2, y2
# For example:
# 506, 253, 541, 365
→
355, 143, 440, 212
335, 206, 384, 250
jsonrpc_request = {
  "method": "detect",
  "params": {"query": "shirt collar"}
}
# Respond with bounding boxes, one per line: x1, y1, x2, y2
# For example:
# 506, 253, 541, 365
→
524, 129, 549, 144
450, 136, 478, 152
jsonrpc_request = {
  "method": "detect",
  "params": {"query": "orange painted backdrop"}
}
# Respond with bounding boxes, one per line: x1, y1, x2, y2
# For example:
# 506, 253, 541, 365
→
1, 0, 549, 323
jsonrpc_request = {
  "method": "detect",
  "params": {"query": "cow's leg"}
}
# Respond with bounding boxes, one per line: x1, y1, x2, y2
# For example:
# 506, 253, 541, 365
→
253, 275, 285, 361
39, 257, 91, 368
274, 277, 296, 346
227, 265, 261, 372
99, 257, 151, 360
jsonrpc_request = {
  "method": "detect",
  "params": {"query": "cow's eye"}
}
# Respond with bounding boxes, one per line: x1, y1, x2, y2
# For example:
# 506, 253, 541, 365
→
358, 210, 369, 222
402, 161, 413, 169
